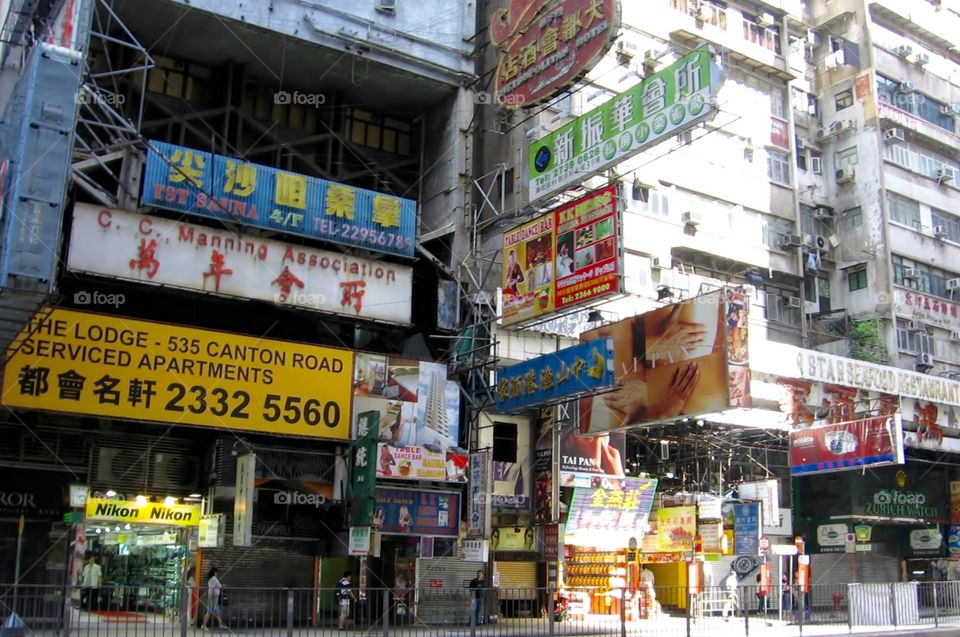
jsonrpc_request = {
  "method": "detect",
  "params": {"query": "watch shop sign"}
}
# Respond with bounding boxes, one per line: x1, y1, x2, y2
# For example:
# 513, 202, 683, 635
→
67, 204, 412, 324
490, 0, 621, 109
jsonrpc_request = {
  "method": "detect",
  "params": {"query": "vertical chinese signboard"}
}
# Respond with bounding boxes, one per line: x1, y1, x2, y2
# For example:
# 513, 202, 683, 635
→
141, 141, 417, 257
501, 185, 621, 327
734, 502, 761, 556
351, 411, 379, 527
467, 450, 491, 538
490, 0, 621, 108
234, 453, 256, 547
528, 45, 723, 201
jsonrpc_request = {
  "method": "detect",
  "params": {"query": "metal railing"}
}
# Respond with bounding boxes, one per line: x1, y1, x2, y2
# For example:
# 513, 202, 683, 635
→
3, 583, 960, 637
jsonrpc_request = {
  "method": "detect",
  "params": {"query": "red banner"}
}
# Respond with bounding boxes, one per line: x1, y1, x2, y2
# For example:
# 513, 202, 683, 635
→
790, 414, 904, 475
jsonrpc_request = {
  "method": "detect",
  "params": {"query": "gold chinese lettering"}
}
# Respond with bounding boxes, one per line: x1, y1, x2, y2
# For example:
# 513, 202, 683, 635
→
325, 184, 356, 219
168, 149, 205, 186
275, 172, 307, 209
372, 195, 401, 228
224, 160, 256, 196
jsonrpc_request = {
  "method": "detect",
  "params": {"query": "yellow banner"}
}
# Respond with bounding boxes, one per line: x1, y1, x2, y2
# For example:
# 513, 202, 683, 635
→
2, 309, 354, 439
657, 506, 697, 552
85, 498, 201, 527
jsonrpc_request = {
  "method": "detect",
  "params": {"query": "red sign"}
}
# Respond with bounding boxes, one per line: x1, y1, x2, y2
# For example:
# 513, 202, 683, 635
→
554, 184, 620, 309
491, 0, 621, 109
770, 117, 789, 150
789, 414, 905, 476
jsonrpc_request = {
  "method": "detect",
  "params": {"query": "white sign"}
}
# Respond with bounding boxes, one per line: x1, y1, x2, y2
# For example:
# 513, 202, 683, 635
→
350, 527, 371, 556
697, 496, 722, 520
895, 288, 960, 331
68, 204, 413, 324
817, 523, 848, 547
909, 529, 942, 551
69, 485, 88, 508
460, 539, 488, 562
234, 453, 256, 547
199, 514, 224, 548
771, 544, 798, 556
135, 531, 178, 546
739, 480, 780, 528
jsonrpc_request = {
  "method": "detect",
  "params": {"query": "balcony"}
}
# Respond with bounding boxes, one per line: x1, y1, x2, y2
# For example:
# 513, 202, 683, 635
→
666, 0, 795, 81
869, 0, 960, 64
878, 101, 960, 157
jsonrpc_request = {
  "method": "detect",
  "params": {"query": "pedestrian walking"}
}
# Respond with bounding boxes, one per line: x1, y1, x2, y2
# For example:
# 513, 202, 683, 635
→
80, 554, 103, 611
201, 567, 224, 630
337, 571, 356, 630
723, 569, 738, 619
469, 569, 486, 625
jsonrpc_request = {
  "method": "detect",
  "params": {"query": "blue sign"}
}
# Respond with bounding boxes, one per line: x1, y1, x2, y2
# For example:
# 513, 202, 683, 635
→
496, 338, 616, 412
734, 502, 761, 556
373, 487, 460, 537
141, 140, 417, 257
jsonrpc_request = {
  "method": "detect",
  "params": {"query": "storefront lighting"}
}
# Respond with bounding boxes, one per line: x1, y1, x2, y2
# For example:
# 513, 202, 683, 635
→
135, 495, 147, 505
164, 496, 176, 507
114, 526, 121, 532
105, 490, 117, 497
188, 493, 202, 499
95, 528, 102, 534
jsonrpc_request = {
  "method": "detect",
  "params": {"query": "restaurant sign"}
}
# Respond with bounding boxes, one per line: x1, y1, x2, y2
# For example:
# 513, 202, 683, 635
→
491, 0, 621, 108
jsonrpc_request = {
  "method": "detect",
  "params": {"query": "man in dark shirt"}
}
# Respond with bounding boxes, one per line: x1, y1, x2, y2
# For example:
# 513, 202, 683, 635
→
468, 569, 485, 625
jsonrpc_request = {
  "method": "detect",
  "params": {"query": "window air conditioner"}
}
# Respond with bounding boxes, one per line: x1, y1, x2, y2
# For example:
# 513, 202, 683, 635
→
914, 52, 930, 66
946, 277, 960, 290
898, 81, 916, 93
757, 12, 775, 28
375, 0, 397, 12
935, 226, 949, 240
895, 45, 913, 58
904, 267, 922, 280
937, 167, 956, 183
788, 296, 803, 308
950, 330, 960, 342
917, 352, 934, 369
651, 257, 665, 270
883, 128, 906, 143
779, 234, 804, 249
835, 166, 856, 184
617, 41, 635, 62
813, 206, 834, 220
907, 320, 923, 332
682, 211, 703, 226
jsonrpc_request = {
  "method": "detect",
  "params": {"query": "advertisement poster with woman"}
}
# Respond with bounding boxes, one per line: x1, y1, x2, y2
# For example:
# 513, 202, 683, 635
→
502, 215, 555, 325
578, 289, 751, 434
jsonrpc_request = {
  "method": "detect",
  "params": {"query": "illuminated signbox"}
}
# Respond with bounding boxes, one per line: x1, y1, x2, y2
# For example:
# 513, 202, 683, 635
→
1, 309, 355, 440
528, 45, 723, 202
564, 477, 658, 546
141, 140, 417, 257
496, 338, 616, 412
491, 0, 621, 108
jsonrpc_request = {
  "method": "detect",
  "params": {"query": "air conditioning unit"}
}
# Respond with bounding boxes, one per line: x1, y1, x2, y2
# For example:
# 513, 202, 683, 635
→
788, 296, 803, 308
914, 52, 930, 66
695, 5, 709, 20
815, 235, 831, 252
642, 49, 659, 71
898, 81, 916, 93
796, 138, 806, 150
816, 127, 828, 140
375, 0, 397, 13
837, 119, 856, 133
813, 206, 834, 220
907, 320, 923, 331
682, 211, 703, 226
917, 352, 934, 369
835, 166, 856, 184
935, 225, 949, 239
807, 31, 822, 47
904, 267, 922, 280
617, 41, 635, 62
937, 166, 956, 183
883, 128, 906, 143
651, 257, 665, 270
779, 234, 804, 249
895, 45, 914, 58
950, 330, 960, 342
757, 12, 775, 28
946, 277, 960, 290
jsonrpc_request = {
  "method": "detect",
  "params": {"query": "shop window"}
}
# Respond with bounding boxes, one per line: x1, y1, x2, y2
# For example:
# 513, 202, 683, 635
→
492, 421, 517, 463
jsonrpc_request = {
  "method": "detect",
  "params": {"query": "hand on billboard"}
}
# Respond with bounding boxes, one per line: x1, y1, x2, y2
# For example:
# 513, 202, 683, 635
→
603, 378, 649, 424
647, 305, 707, 361
648, 362, 700, 419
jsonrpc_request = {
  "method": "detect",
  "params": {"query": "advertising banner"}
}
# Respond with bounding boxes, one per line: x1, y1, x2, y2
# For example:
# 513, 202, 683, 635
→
0, 468, 67, 518
376, 443, 467, 483
491, 0, 620, 108
656, 506, 697, 552
141, 141, 417, 257
85, 498, 201, 527
497, 338, 616, 412
789, 414, 905, 476
351, 410, 378, 527
733, 502, 761, 556
698, 522, 723, 552
2, 309, 354, 439
467, 451, 491, 538
69, 205, 412, 324
850, 465, 945, 522
814, 522, 849, 554
501, 187, 621, 327
492, 527, 536, 551
460, 539, 488, 562
565, 477, 658, 546
579, 289, 749, 434
234, 453, 256, 546
559, 418, 626, 483
528, 46, 722, 201
198, 514, 225, 548
372, 488, 460, 537
903, 527, 944, 558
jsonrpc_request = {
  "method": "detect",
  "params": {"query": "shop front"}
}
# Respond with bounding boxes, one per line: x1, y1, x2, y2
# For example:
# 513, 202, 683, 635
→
78, 494, 201, 614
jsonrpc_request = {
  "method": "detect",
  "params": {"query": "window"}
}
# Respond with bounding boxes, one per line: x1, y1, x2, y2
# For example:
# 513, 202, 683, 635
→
839, 207, 862, 232
835, 88, 854, 110
767, 150, 790, 184
887, 192, 921, 229
810, 151, 823, 174
638, 189, 670, 217
835, 146, 858, 169
848, 267, 867, 291
882, 139, 960, 181
742, 16, 782, 54
744, 147, 755, 163
896, 319, 936, 355
932, 208, 960, 242
797, 147, 808, 171
892, 254, 959, 299
492, 421, 517, 463
876, 73, 955, 133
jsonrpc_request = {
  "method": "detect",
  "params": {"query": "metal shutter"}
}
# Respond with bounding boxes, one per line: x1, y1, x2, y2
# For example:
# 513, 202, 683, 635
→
414, 556, 484, 625
811, 553, 899, 609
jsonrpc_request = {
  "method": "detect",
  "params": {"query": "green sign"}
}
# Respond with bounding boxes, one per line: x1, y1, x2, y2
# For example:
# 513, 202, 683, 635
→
350, 410, 379, 526
528, 46, 722, 201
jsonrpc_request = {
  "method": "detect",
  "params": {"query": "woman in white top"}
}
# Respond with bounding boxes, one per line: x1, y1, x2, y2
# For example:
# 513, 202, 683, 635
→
201, 567, 224, 630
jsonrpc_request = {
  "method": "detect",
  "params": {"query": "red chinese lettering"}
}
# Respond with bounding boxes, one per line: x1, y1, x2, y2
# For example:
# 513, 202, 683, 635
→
129, 239, 160, 278
340, 280, 367, 313
202, 250, 233, 292
823, 385, 857, 424
915, 401, 943, 446
272, 266, 304, 302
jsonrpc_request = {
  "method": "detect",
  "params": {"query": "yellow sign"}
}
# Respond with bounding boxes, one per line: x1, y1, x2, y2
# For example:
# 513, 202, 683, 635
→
657, 506, 697, 552
85, 498, 201, 527
2, 309, 354, 439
